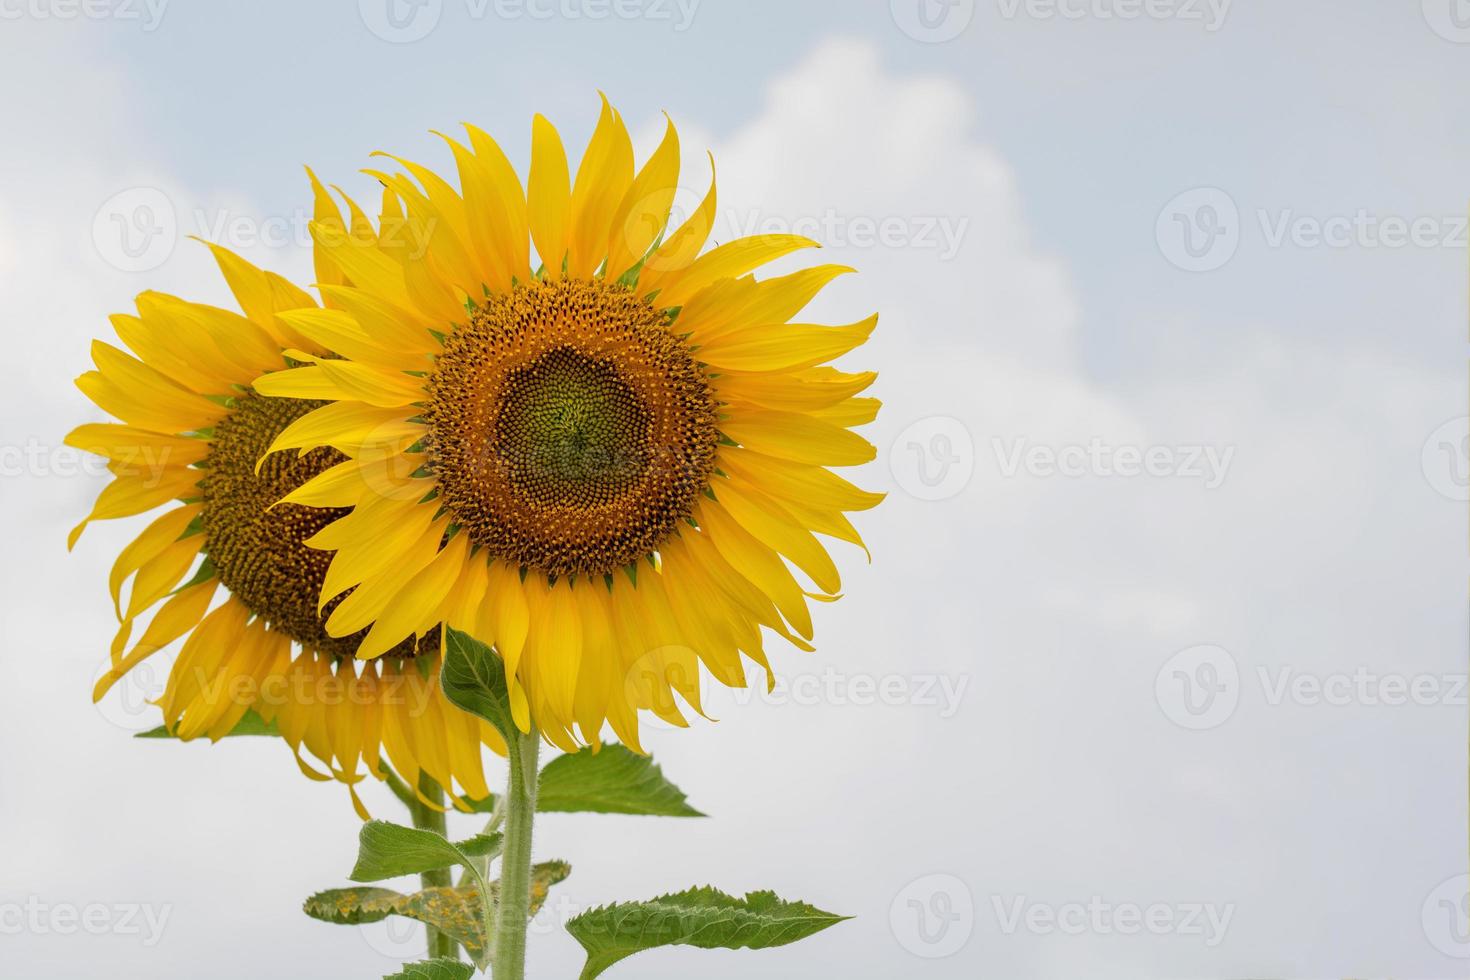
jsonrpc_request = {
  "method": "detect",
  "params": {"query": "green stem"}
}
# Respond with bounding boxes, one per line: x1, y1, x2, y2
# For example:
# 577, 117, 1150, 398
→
492, 726, 540, 980
409, 773, 460, 961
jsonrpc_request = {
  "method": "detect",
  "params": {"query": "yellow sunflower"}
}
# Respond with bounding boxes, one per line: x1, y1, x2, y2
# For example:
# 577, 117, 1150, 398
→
69, 241, 503, 814
257, 98, 883, 752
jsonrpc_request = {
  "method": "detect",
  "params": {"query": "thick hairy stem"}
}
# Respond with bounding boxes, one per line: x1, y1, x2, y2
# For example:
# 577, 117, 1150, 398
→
492, 728, 540, 980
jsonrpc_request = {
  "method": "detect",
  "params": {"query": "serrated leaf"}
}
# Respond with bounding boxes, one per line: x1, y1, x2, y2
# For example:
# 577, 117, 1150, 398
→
135, 708, 277, 739
303, 887, 404, 924
349, 821, 502, 883
441, 627, 515, 740
538, 745, 704, 817
382, 958, 475, 980
566, 887, 848, 979
307, 862, 572, 966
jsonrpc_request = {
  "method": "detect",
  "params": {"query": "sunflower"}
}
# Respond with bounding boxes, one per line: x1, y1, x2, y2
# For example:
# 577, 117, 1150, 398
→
256, 98, 883, 751
69, 241, 504, 814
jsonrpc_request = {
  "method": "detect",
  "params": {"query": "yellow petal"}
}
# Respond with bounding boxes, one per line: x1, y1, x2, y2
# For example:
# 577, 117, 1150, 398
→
695, 501, 812, 639
639, 153, 716, 294
124, 535, 204, 621
66, 423, 208, 471
712, 477, 840, 595
714, 367, 877, 412
699, 313, 877, 373
527, 114, 571, 276
653, 234, 819, 309
721, 408, 876, 467
355, 534, 470, 659
69, 469, 201, 550
605, 115, 679, 281
264, 401, 422, 461
720, 447, 884, 511
104, 503, 201, 616
567, 95, 634, 278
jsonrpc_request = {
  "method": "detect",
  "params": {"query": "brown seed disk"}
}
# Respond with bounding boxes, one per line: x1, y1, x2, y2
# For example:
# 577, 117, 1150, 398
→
425, 277, 720, 578
201, 392, 425, 659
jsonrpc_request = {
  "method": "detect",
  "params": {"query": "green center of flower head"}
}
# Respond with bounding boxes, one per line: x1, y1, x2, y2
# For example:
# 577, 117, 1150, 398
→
201, 392, 428, 659
427, 277, 721, 579
497, 346, 654, 506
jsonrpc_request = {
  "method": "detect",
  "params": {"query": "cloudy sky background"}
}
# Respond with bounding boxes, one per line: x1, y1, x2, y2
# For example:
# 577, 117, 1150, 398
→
1, 0, 1467, 976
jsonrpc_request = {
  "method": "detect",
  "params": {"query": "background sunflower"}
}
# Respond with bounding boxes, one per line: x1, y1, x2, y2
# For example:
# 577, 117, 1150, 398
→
69, 243, 504, 815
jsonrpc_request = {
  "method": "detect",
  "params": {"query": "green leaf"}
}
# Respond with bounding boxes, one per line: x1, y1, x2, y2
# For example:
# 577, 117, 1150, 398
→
134, 709, 277, 739
349, 820, 502, 883
461, 792, 499, 814
307, 862, 572, 968
302, 887, 403, 925
441, 627, 516, 740
538, 745, 704, 817
566, 887, 848, 980
382, 958, 475, 980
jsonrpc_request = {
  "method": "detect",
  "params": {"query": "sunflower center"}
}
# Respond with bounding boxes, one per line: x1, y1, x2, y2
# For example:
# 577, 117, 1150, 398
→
427, 277, 720, 578
201, 392, 423, 659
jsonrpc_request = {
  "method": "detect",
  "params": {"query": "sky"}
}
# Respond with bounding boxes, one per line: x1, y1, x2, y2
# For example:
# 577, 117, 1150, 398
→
1, 0, 1467, 977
